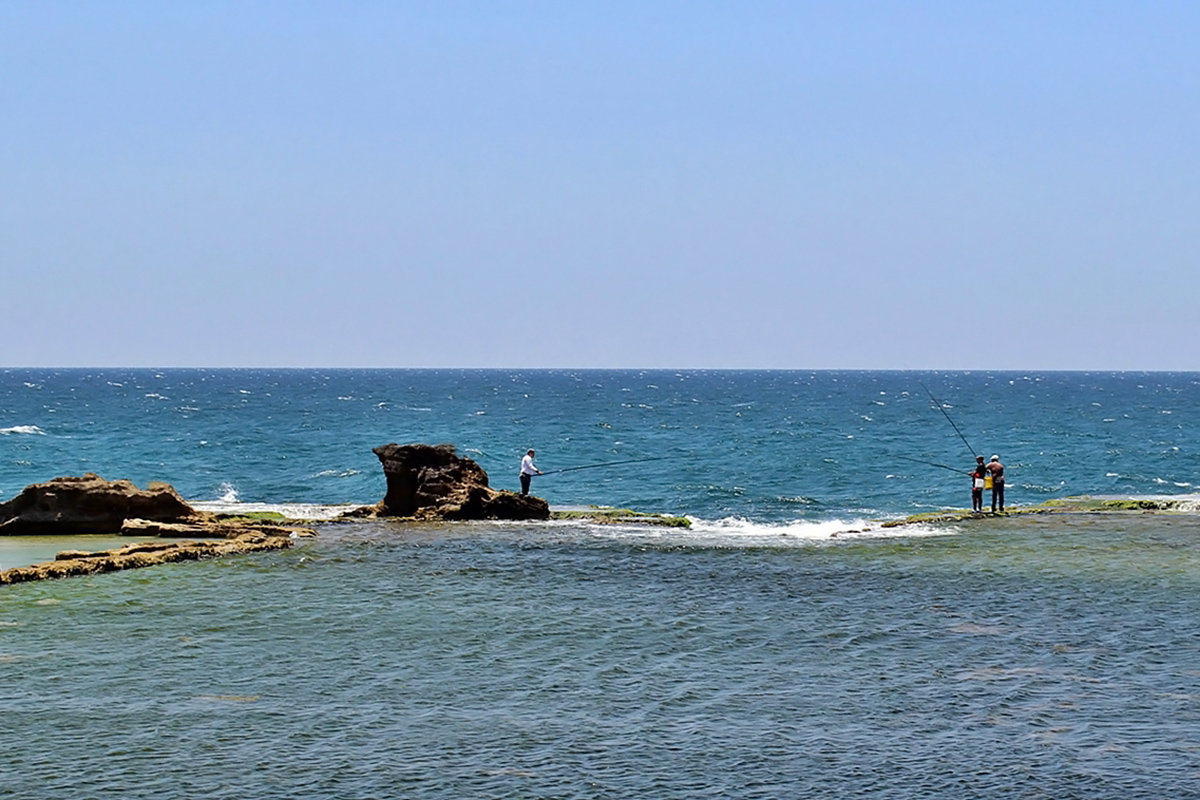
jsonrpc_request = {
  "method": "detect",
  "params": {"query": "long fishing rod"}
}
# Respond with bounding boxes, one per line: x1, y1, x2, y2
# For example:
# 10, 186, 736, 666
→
920, 382, 978, 459
897, 454, 969, 475
537, 456, 671, 477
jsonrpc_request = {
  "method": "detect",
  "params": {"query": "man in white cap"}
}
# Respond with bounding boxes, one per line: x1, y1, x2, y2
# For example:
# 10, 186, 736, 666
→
519, 449, 542, 496
986, 455, 1005, 512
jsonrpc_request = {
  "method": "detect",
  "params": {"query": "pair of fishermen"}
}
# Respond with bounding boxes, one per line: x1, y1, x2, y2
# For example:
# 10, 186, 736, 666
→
970, 454, 1005, 513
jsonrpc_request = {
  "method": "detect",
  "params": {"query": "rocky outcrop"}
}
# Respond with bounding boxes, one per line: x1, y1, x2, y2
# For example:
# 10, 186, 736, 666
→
0, 529, 299, 585
118, 517, 317, 538
359, 443, 549, 521
0, 473, 202, 535
0, 473, 317, 583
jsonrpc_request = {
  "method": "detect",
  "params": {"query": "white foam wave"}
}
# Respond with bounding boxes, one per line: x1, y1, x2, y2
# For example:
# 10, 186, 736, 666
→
687, 516, 952, 542
312, 469, 361, 479
0, 425, 46, 436
568, 515, 957, 546
216, 482, 239, 503
190, 499, 360, 521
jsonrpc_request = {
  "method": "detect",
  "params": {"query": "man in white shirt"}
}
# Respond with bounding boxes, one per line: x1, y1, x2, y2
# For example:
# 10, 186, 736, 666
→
519, 449, 541, 496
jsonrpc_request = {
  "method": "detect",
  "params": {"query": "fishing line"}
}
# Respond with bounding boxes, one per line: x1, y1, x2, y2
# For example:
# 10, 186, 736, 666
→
537, 456, 672, 477
920, 382, 978, 459
897, 454, 969, 475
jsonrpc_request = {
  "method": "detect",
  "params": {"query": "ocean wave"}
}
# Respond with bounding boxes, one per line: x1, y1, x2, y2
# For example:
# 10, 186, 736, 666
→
776, 495, 820, 505
190, 499, 362, 520
1021, 482, 1067, 494
0, 425, 46, 436
311, 469, 362, 479
576, 515, 957, 546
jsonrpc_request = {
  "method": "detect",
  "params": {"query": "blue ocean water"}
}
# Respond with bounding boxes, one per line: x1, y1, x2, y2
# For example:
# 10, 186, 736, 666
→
2, 369, 1197, 522
3, 370, 1200, 799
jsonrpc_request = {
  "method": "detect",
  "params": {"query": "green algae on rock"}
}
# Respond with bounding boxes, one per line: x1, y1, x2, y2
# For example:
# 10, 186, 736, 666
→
552, 506, 691, 528
880, 495, 1200, 529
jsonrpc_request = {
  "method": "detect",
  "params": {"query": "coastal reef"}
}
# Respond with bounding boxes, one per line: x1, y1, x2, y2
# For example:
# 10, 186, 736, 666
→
349, 443, 550, 521
0, 473, 314, 584
0, 472, 202, 535
551, 506, 691, 527
880, 494, 1200, 529
0, 531, 296, 585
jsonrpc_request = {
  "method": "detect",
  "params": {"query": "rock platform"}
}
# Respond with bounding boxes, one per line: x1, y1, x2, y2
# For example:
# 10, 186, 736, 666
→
0, 473, 314, 584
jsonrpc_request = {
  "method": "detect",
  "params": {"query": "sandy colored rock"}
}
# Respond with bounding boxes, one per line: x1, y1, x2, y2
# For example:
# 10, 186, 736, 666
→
0, 528, 304, 585
0, 473, 202, 535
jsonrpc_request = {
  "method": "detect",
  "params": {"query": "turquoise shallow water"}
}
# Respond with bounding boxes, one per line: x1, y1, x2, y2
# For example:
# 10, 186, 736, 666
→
2, 370, 1199, 797
3, 515, 1200, 798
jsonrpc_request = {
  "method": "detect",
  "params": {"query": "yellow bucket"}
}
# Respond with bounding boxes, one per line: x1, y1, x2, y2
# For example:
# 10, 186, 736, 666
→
984, 475, 994, 490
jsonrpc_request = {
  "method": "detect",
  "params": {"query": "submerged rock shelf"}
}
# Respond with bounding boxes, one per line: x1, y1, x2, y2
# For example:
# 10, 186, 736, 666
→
551, 506, 691, 527
0, 473, 315, 584
0, 527, 304, 585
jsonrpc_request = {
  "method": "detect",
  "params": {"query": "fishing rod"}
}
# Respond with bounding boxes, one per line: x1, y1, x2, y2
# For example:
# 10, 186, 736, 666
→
920, 382, 978, 459
537, 456, 671, 477
897, 454, 970, 475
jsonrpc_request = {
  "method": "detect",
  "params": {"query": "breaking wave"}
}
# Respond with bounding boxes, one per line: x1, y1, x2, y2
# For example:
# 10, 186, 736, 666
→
0, 425, 45, 436
573, 515, 957, 547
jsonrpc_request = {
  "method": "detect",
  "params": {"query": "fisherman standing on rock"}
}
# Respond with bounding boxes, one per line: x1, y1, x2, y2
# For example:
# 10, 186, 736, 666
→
519, 449, 542, 496
987, 455, 1005, 512
971, 455, 986, 512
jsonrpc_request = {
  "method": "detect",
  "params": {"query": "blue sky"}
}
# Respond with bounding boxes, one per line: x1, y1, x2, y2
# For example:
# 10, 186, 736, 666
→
3, 1, 1197, 369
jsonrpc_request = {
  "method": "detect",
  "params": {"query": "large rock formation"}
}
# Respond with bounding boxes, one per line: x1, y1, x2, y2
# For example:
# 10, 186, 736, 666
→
364, 443, 549, 521
0, 473, 202, 535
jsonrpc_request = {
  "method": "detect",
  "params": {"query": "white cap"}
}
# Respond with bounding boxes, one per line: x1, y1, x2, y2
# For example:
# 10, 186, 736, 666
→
990, 455, 999, 461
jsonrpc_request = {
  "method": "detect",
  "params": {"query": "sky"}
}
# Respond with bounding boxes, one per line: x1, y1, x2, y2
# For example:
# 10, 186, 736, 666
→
2, 1, 1197, 369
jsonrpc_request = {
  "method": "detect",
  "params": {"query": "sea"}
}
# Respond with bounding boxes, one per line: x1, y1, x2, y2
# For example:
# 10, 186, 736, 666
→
2, 368, 1199, 798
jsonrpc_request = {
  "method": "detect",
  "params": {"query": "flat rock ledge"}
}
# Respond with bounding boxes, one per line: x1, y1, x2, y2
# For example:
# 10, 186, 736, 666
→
0, 474, 316, 584
879, 495, 1200, 529
345, 443, 549, 522
0, 528, 301, 585
551, 506, 691, 527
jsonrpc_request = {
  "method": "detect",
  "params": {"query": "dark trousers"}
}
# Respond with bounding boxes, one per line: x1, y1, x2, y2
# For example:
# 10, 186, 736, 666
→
991, 482, 1005, 512
972, 488, 983, 511
520, 473, 532, 495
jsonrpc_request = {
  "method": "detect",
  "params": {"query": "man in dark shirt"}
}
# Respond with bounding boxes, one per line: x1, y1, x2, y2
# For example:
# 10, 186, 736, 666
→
987, 455, 1005, 512
971, 455, 986, 512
